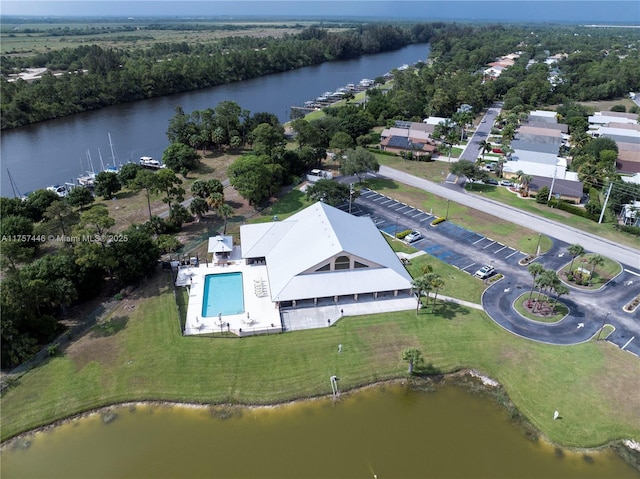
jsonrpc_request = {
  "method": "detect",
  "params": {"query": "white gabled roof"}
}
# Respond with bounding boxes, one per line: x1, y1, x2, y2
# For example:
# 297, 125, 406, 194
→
240, 202, 413, 302
208, 235, 234, 253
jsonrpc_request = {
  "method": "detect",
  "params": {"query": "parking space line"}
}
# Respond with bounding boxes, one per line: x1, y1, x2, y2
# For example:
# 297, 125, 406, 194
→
461, 263, 476, 271
473, 237, 485, 245
411, 211, 424, 218
621, 336, 635, 350
505, 249, 519, 258
403, 209, 416, 215
494, 245, 507, 253
420, 217, 431, 222
395, 205, 409, 212
483, 241, 496, 249
379, 198, 393, 205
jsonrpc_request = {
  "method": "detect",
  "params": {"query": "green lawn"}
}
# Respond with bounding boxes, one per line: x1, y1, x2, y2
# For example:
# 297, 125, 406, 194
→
558, 253, 623, 289
2, 272, 638, 448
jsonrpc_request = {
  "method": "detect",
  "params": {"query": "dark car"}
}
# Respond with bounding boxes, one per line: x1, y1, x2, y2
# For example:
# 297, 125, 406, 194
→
485, 179, 499, 185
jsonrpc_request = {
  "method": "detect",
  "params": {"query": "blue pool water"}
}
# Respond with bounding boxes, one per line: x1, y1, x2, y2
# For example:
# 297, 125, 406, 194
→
202, 272, 245, 317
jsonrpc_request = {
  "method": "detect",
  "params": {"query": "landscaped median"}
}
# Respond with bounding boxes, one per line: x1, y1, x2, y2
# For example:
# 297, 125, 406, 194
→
1, 270, 639, 454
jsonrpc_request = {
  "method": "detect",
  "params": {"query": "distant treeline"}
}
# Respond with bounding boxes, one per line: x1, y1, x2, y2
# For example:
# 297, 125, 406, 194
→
0, 22, 437, 129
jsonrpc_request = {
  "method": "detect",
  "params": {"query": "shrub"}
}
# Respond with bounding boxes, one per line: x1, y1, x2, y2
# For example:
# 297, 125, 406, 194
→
396, 229, 412, 239
536, 186, 549, 204
548, 198, 594, 219
610, 104, 626, 113
430, 217, 446, 226
615, 224, 640, 236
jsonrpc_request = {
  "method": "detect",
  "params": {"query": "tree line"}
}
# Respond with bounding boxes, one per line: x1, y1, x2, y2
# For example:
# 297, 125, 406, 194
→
0, 22, 440, 129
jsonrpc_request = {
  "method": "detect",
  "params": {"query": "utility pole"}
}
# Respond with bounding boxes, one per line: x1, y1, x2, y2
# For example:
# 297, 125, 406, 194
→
598, 182, 613, 224
348, 183, 353, 214
547, 167, 557, 202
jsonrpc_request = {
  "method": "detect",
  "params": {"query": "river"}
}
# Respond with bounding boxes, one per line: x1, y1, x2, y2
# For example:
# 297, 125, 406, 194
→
0, 43, 429, 197
2, 383, 637, 479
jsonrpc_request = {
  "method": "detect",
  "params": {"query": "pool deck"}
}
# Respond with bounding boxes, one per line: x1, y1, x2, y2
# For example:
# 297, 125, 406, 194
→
179, 251, 282, 336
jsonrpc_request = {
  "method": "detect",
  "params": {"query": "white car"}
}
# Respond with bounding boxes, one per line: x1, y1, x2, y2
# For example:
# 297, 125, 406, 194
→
405, 231, 423, 243
474, 265, 496, 279
499, 180, 513, 187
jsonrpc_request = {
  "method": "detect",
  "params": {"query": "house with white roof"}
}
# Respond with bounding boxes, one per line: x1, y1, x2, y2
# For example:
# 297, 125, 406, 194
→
240, 202, 414, 307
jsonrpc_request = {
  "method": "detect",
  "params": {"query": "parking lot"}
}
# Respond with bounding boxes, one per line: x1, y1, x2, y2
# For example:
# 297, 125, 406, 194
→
341, 188, 528, 276
335, 186, 640, 357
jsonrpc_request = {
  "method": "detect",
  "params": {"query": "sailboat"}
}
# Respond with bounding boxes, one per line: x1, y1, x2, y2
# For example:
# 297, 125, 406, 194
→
103, 132, 121, 173
77, 150, 97, 187
7, 169, 27, 199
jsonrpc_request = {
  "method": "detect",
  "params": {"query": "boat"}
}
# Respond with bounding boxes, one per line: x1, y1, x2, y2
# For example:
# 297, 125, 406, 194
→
139, 156, 165, 169
47, 184, 68, 198
77, 150, 97, 187
104, 132, 121, 173
7, 169, 27, 200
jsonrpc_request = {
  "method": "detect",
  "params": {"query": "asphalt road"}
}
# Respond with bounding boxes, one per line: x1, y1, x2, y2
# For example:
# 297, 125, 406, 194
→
378, 165, 640, 270
459, 102, 502, 162
338, 169, 640, 356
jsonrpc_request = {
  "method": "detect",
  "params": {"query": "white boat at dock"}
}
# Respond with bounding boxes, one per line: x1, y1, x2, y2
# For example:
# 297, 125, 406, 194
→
139, 156, 166, 169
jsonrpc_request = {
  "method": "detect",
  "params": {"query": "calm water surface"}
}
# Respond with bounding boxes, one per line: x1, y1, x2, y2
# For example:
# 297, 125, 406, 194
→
0, 43, 429, 196
2, 384, 637, 479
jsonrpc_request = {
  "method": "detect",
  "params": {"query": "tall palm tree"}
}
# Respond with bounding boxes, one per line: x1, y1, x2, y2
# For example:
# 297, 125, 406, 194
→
527, 263, 545, 304
552, 284, 570, 313
520, 174, 533, 197
587, 254, 605, 286
534, 270, 558, 312
479, 140, 492, 159
567, 243, 585, 275
217, 203, 234, 235
411, 275, 432, 315
429, 274, 445, 312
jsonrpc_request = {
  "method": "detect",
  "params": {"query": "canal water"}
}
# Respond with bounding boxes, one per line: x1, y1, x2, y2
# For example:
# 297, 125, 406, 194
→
2, 383, 637, 479
0, 43, 429, 196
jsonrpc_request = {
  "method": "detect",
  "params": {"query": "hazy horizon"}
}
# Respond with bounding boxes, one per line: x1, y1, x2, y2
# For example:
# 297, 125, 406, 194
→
1, 1, 639, 24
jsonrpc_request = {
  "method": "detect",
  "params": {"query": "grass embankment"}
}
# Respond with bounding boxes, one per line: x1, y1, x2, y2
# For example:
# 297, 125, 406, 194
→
375, 155, 640, 251
2, 271, 638, 448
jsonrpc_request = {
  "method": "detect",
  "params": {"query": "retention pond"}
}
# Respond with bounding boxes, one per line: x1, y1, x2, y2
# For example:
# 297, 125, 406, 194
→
2, 382, 637, 478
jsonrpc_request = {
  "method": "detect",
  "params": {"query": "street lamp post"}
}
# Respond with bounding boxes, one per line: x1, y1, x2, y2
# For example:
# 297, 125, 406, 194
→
445, 199, 450, 220
535, 233, 542, 257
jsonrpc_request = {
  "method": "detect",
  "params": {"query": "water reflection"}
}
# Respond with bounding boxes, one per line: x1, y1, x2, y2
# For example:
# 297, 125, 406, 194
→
1, 383, 637, 479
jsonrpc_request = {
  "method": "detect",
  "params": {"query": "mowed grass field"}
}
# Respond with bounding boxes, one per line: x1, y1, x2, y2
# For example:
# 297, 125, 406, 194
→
1, 271, 638, 448
1, 21, 336, 55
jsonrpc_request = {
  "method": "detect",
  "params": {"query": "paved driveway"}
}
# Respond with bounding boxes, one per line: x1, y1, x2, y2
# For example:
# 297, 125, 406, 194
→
335, 174, 640, 357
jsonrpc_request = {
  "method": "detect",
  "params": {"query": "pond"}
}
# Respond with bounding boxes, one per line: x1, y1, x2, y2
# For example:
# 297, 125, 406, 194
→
2, 382, 637, 478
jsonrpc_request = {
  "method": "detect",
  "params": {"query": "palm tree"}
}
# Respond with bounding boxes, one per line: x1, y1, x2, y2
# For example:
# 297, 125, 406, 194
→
552, 284, 570, 313
217, 203, 234, 235
479, 140, 492, 159
527, 263, 545, 304
496, 156, 506, 179
189, 197, 209, 220
520, 174, 533, 197
429, 274, 445, 312
534, 270, 558, 312
587, 254, 605, 286
567, 243, 585, 275
402, 348, 424, 375
411, 274, 433, 315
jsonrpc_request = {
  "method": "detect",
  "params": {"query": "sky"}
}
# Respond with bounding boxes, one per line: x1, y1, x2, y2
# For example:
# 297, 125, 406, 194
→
1, 1, 639, 24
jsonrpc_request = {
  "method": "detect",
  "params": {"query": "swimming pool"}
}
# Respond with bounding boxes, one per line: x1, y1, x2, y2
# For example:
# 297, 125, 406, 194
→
202, 272, 245, 317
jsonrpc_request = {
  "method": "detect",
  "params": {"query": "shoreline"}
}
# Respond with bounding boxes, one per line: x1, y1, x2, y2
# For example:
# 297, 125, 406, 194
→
3, 369, 639, 470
